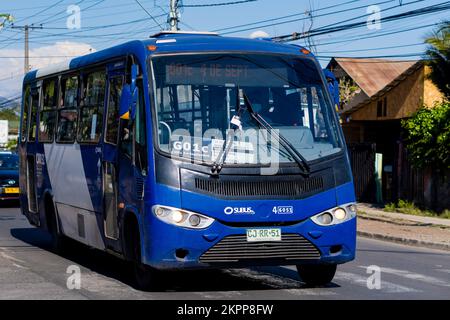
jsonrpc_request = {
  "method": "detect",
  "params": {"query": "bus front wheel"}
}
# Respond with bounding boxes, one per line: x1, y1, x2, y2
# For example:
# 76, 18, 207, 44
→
296, 264, 337, 286
126, 216, 160, 290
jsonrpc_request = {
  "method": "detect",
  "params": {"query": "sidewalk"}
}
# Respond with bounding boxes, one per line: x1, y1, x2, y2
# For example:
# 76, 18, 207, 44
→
356, 203, 450, 251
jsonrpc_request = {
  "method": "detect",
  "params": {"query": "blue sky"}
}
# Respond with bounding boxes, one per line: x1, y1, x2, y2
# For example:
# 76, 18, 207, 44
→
0, 0, 448, 97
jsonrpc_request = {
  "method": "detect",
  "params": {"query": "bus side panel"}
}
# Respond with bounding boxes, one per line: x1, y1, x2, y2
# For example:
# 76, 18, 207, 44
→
42, 143, 106, 249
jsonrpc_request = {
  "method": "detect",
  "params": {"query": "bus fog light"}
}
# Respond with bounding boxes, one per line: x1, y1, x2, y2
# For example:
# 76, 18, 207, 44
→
334, 208, 346, 220
189, 214, 201, 227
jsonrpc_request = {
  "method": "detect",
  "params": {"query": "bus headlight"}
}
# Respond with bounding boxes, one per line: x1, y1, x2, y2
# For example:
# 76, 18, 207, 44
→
152, 205, 215, 229
311, 203, 357, 226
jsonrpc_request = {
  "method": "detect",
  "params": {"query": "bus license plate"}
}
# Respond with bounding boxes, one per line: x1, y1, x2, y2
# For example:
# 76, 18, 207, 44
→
246, 228, 281, 242
4, 187, 19, 194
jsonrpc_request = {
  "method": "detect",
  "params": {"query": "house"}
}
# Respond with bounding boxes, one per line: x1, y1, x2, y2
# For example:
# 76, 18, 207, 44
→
327, 58, 444, 204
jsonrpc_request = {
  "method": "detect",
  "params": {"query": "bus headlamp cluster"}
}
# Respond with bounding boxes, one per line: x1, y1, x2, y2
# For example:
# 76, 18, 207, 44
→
311, 203, 357, 226
152, 205, 214, 229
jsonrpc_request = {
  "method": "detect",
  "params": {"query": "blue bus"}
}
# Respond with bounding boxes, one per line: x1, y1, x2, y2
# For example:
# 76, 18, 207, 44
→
19, 31, 356, 289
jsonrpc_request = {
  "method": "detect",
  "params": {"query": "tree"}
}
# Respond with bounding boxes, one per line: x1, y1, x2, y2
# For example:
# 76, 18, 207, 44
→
425, 21, 450, 98
401, 102, 450, 169
0, 14, 14, 30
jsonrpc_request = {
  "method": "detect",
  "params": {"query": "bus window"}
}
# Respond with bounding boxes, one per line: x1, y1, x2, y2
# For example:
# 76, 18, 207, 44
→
39, 78, 57, 142
105, 76, 123, 145
79, 70, 106, 143
134, 80, 147, 172
28, 88, 40, 142
21, 85, 31, 142
119, 80, 145, 163
57, 75, 79, 143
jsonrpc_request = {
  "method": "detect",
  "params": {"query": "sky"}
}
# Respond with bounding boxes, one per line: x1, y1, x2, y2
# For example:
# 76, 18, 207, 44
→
0, 0, 448, 98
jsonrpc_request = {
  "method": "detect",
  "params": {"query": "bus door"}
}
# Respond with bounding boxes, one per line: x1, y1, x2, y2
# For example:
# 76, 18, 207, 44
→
24, 84, 41, 222
102, 62, 126, 243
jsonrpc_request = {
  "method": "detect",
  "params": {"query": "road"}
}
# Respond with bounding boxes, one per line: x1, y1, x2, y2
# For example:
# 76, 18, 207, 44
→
0, 205, 449, 300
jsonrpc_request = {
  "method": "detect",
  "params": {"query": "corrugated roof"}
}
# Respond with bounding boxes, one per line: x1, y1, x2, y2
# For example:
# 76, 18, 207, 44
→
333, 58, 418, 97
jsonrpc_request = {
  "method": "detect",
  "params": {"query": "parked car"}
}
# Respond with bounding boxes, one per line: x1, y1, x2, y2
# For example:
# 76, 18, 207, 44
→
0, 153, 19, 201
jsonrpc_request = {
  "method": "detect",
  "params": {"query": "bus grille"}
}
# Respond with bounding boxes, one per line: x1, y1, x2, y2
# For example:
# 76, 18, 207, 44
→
199, 234, 320, 263
194, 176, 324, 197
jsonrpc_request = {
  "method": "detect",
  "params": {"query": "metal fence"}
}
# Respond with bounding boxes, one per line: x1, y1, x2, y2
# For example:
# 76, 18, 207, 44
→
347, 143, 376, 203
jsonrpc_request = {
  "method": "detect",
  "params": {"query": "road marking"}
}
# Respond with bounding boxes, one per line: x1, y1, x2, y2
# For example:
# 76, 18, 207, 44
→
335, 271, 420, 293
12, 263, 28, 270
0, 251, 26, 264
436, 269, 450, 274
360, 266, 450, 288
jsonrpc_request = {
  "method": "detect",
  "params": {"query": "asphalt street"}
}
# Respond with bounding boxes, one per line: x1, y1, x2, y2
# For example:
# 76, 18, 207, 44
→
0, 205, 449, 300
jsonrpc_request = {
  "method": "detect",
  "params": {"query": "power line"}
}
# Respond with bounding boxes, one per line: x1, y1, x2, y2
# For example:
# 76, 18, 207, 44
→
213, 0, 364, 33
181, 0, 257, 7
319, 42, 424, 53
218, 0, 398, 35
135, 0, 164, 30
273, 1, 450, 42
12, 0, 66, 24
313, 21, 439, 47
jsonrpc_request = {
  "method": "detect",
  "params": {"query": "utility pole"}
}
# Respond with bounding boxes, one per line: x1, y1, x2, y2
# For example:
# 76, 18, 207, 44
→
168, 0, 180, 31
11, 24, 43, 74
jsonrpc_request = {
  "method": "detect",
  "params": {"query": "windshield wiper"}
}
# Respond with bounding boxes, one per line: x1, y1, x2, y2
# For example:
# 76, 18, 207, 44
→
211, 88, 244, 175
241, 91, 310, 175
211, 89, 310, 176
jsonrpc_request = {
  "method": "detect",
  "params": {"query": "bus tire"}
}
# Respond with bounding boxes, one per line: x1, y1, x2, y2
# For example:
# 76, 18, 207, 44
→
125, 215, 159, 291
45, 196, 67, 254
296, 264, 337, 286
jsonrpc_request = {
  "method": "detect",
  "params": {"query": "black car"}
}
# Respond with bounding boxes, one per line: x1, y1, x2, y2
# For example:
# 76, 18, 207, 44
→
0, 152, 19, 201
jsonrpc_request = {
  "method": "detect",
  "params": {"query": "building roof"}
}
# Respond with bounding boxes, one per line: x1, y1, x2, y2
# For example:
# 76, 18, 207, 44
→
330, 58, 417, 97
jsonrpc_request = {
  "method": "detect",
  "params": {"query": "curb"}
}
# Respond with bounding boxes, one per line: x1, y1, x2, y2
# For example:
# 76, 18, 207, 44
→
357, 231, 450, 252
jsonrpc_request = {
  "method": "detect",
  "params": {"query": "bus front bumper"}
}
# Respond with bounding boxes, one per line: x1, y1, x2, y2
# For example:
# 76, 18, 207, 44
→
142, 214, 356, 270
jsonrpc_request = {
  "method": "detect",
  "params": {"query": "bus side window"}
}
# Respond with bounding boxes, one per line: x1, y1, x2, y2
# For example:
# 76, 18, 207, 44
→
57, 75, 79, 143
119, 81, 146, 168
28, 87, 40, 142
134, 80, 147, 172
78, 70, 106, 143
39, 78, 57, 143
105, 76, 123, 145
21, 85, 31, 143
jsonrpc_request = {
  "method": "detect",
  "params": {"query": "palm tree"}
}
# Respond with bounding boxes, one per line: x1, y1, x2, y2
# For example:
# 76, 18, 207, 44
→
425, 21, 450, 99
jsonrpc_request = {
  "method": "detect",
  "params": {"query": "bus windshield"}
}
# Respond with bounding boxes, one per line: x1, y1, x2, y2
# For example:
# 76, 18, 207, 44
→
152, 53, 343, 165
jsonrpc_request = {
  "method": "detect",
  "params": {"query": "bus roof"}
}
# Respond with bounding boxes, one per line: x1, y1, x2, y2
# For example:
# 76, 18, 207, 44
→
23, 32, 314, 83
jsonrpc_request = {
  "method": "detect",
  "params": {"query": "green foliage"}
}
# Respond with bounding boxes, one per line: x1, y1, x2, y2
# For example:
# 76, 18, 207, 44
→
0, 108, 19, 122
5, 139, 17, 151
425, 21, 450, 98
401, 102, 450, 169
384, 199, 450, 219
339, 77, 361, 107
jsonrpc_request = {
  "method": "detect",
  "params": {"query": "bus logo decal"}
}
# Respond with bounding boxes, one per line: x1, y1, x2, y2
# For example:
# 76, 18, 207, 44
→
224, 206, 255, 215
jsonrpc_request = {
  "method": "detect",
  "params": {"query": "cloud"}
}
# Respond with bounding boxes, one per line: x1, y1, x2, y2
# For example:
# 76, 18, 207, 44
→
249, 30, 270, 39
0, 41, 95, 98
